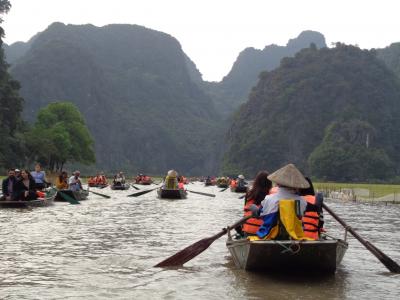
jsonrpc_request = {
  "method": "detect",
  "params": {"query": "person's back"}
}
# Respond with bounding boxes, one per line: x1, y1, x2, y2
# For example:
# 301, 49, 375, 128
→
256, 164, 309, 240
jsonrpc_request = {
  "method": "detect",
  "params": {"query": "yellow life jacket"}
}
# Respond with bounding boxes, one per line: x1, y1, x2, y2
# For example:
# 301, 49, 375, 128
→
249, 199, 313, 241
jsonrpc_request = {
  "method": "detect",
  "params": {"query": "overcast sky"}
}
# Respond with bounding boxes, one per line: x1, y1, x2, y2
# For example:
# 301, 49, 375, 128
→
3, 0, 400, 81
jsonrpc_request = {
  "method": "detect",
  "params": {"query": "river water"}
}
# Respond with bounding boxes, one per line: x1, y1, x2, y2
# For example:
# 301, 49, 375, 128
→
0, 182, 399, 299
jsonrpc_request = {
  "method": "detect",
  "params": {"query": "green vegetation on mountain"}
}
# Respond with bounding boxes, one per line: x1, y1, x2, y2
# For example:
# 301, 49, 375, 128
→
25, 102, 95, 172
9, 22, 221, 175
204, 31, 326, 117
223, 44, 400, 181
377, 43, 400, 78
0, 0, 26, 169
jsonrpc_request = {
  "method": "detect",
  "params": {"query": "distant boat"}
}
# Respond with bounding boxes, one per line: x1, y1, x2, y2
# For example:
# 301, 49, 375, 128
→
157, 188, 187, 199
135, 176, 153, 185
111, 183, 130, 190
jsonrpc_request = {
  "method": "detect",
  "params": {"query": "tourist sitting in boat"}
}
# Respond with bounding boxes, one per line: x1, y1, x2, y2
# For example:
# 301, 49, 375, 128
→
55, 171, 69, 190
237, 175, 247, 189
256, 164, 310, 240
13, 170, 38, 201
96, 172, 108, 185
113, 172, 125, 186
299, 177, 325, 240
1, 169, 17, 201
69, 171, 82, 192
238, 171, 273, 237
163, 170, 178, 189
31, 163, 48, 190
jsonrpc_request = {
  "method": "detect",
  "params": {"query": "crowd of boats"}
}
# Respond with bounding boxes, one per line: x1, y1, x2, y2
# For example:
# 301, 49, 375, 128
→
2, 163, 399, 275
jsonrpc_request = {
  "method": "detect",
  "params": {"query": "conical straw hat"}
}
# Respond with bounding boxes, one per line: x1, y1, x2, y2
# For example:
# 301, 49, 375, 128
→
267, 164, 310, 189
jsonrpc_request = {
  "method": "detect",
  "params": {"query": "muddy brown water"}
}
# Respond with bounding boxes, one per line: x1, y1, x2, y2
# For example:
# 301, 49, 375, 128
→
0, 182, 399, 299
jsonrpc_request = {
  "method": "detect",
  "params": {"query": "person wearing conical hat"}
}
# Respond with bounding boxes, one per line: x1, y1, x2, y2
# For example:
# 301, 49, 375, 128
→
255, 164, 309, 239
163, 170, 179, 189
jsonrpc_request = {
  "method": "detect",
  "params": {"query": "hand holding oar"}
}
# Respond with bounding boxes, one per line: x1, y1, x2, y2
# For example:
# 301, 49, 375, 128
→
127, 186, 159, 197
155, 214, 255, 267
88, 190, 111, 199
187, 190, 215, 197
58, 191, 80, 205
323, 203, 400, 273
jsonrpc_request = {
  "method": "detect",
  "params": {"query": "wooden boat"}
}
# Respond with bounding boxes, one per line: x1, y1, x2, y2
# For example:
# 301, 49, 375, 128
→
226, 236, 348, 274
0, 195, 55, 208
111, 183, 130, 190
157, 188, 187, 199
230, 186, 248, 193
135, 177, 153, 185
88, 183, 108, 188
54, 189, 89, 202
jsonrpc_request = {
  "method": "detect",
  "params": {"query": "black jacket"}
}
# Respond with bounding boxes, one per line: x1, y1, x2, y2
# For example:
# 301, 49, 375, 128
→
14, 177, 37, 195
2, 177, 17, 196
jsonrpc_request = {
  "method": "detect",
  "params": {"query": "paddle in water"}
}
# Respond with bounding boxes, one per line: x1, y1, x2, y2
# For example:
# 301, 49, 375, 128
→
58, 191, 80, 205
323, 203, 400, 273
186, 190, 215, 197
127, 186, 159, 197
88, 189, 111, 199
154, 210, 257, 267
131, 184, 140, 190
219, 187, 229, 192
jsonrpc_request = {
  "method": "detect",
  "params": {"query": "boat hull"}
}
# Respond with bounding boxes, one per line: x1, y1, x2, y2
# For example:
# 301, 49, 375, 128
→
0, 196, 55, 208
111, 184, 130, 190
226, 238, 348, 273
55, 190, 89, 202
230, 186, 248, 193
88, 183, 108, 188
157, 188, 187, 199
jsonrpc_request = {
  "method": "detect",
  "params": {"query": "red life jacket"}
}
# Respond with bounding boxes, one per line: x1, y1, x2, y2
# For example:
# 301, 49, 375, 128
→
302, 195, 321, 240
242, 199, 263, 235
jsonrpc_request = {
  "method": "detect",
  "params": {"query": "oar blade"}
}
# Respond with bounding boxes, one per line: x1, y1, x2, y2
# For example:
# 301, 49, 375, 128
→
127, 187, 158, 197
219, 187, 228, 192
187, 190, 215, 197
155, 236, 216, 267
131, 185, 140, 190
89, 190, 111, 199
365, 241, 400, 273
58, 191, 80, 205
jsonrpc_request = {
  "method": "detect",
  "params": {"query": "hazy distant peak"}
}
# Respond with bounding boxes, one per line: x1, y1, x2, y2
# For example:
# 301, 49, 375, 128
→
287, 30, 326, 49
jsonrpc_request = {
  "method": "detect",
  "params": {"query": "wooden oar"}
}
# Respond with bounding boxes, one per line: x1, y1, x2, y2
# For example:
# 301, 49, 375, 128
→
238, 194, 246, 199
323, 203, 400, 273
219, 187, 229, 192
58, 191, 80, 205
131, 184, 140, 190
187, 190, 215, 197
88, 190, 111, 199
155, 215, 252, 267
127, 186, 159, 197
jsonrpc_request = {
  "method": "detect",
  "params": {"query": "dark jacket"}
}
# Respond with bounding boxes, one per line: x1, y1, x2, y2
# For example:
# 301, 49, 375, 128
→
2, 177, 17, 196
13, 177, 37, 201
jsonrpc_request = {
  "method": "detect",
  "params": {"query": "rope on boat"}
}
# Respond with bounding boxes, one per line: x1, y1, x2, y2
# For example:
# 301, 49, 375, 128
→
276, 241, 301, 255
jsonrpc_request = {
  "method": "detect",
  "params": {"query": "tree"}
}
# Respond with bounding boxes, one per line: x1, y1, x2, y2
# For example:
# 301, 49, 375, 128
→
0, 0, 26, 169
26, 102, 95, 171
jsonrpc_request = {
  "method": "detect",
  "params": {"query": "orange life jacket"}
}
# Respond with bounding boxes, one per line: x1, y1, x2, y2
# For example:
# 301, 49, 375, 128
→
242, 199, 263, 235
230, 180, 237, 188
178, 182, 184, 189
302, 195, 321, 240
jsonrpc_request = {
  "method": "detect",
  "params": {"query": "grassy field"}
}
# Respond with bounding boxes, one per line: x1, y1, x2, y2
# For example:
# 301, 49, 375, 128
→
314, 182, 400, 198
